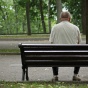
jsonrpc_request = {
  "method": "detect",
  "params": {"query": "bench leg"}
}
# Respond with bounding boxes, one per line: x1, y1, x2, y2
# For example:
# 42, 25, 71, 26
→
26, 67, 29, 81
22, 68, 25, 81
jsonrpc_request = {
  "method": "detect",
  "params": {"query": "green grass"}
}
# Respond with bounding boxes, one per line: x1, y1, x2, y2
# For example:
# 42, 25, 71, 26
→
0, 82, 88, 88
0, 34, 50, 39
0, 49, 20, 53
0, 33, 85, 39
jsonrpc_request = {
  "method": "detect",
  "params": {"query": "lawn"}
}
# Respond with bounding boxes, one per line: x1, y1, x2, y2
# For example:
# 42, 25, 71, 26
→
0, 34, 50, 39
0, 82, 88, 88
0, 49, 20, 54
0, 33, 85, 39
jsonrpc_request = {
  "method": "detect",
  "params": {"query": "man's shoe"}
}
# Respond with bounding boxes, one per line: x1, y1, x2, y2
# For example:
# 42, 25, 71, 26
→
52, 76, 58, 82
73, 75, 81, 81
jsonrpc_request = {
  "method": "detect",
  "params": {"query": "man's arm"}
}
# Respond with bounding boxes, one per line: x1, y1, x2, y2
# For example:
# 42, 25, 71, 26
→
49, 27, 55, 44
78, 30, 81, 44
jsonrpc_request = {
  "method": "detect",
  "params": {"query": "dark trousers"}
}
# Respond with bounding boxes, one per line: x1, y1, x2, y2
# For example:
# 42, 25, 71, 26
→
52, 67, 80, 75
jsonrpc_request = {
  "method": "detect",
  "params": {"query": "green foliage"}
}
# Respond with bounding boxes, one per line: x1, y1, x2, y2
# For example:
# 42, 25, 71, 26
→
0, 0, 58, 34
0, 0, 83, 34
17, 0, 27, 7
0, 0, 27, 34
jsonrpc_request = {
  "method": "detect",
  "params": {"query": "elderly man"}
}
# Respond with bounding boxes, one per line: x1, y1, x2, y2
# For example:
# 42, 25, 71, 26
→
49, 11, 81, 81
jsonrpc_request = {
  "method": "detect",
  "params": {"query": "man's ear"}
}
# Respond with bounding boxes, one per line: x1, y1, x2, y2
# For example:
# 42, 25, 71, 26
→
68, 18, 71, 22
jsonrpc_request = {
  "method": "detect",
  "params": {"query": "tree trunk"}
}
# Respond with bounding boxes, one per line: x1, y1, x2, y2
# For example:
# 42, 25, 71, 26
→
48, 0, 51, 33
82, 0, 86, 35
13, 0, 19, 34
26, 1, 31, 35
39, 0, 46, 33
86, 0, 88, 44
56, 0, 62, 23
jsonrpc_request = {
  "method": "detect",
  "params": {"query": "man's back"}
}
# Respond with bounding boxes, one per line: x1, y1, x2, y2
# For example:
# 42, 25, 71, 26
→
49, 21, 81, 44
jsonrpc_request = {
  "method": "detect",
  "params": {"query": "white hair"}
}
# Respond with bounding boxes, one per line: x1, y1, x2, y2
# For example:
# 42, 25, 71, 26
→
60, 11, 72, 19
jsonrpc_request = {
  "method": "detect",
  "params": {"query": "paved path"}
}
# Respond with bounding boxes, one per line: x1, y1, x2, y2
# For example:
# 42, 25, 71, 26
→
0, 55, 88, 82
0, 38, 86, 49
0, 40, 49, 49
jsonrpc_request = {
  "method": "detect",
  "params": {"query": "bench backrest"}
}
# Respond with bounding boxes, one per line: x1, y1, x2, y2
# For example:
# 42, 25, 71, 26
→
18, 44, 88, 67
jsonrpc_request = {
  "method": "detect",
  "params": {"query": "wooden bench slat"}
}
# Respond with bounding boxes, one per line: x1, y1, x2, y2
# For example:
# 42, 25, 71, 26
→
25, 60, 88, 67
24, 51, 88, 55
24, 55, 88, 60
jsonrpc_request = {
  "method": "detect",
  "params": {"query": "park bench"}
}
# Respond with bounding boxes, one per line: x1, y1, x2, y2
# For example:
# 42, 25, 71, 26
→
18, 43, 88, 81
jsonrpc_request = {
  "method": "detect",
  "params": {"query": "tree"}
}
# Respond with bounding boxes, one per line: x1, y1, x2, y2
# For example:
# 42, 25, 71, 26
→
26, 0, 31, 35
82, 0, 86, 35
39, 0, 46, 33
86, 0, 88, 43
56, 0, 62, 23
48, 0, 51, 32
82, 0, 88, 43
13, 0, 19, 33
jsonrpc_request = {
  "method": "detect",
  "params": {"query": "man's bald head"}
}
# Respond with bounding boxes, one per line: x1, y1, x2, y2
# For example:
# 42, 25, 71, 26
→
60, 11, 71, 20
